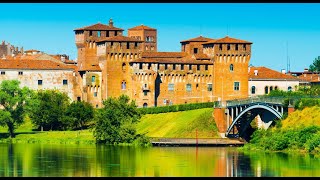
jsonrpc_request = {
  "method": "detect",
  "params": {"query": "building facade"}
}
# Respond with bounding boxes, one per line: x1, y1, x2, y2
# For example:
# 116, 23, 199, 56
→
74, 19, 253, 107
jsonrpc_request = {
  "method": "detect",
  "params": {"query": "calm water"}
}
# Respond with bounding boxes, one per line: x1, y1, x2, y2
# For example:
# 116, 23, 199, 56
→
0, 143, 319, 177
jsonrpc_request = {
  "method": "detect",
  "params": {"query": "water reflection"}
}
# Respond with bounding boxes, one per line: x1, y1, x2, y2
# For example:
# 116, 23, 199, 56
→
0, 143, 319, 177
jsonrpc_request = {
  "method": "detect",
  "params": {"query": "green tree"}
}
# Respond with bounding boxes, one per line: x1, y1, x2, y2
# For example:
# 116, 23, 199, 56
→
65, 101, 94, 130
93, 95, 142, 144
309, 56, 320, 72
0, 80, 32, 138
29, 89, 70, 131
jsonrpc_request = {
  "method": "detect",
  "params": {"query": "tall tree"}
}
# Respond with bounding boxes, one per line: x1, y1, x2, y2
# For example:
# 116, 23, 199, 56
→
309, 56, 320, 72
65, 101, 94, 130
29, 89, 70, 131
93, 95, 141, 144
0, 80, 32, 138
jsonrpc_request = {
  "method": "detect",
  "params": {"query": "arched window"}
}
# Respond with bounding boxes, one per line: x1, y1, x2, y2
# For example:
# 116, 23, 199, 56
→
275, 86, 278, 90
121, 81, 126, 90
270, 86, 273, 92
230, 64, 234, 72
251, 86, 256, 94
143, 103, 148, 108
288, 86, 292, 91
265, 86, 269, 94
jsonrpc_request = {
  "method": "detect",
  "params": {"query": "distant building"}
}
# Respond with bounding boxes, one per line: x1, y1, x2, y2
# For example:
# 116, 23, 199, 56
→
248, 66, 300, 97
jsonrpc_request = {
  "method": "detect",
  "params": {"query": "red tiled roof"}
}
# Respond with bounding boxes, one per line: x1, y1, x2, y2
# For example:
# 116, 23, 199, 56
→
203, 36, 252, 44
128, 25, 156, 31
141, 52, 187, 58
0, 59, 75, 70
180, 36, 214, 43
74, 23, 123, 31
78, 64, 101, 72
24, 49, 40, 52
194, 53, 210, 60
96, 35, 143, 42
249, 66, 298, 80
297, 74, 320, 82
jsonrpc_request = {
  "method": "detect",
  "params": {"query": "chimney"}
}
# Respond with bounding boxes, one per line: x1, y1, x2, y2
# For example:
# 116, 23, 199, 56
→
61, 56, 66, 62
281, 69, 286, 74
254, 69, 258, 76
109, 18, 113, 27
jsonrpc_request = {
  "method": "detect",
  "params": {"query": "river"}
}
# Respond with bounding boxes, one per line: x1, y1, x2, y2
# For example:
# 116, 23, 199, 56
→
0, 143, 319, 177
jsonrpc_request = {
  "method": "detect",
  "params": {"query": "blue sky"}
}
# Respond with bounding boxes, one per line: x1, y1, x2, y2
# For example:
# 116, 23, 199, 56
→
0, 3, 319, 72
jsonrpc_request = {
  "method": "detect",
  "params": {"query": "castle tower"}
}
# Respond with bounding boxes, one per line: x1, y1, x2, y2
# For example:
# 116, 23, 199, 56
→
74, 19, 124, 107
180, 36, 214, 55
202, 36, 252, 103
128, 25, 157, 52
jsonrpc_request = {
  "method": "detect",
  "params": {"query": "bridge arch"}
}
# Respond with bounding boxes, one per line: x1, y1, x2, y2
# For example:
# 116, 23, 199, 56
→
225, 103, 282, 136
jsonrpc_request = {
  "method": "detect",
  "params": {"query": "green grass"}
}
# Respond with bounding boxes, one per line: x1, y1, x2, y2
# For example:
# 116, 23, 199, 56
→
136, 108, 219, 138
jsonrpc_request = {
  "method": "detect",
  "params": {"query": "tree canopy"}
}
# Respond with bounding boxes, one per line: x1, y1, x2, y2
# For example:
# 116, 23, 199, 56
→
0, 80, 32, 137
65, 101, 94, 130
309, 56, 320, 72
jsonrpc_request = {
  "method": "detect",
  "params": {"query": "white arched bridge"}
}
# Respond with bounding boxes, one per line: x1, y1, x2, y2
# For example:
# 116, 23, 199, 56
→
214, 96, 296, 141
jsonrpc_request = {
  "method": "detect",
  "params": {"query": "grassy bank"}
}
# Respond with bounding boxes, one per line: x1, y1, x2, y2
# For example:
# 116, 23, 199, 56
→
0, 108, 219, 144
136, 108, 219, 138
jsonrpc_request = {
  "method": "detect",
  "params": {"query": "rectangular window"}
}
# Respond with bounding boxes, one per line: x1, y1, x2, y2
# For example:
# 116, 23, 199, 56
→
165, 64, 168, 70
127, 42, 130, 49
207, 83, 212, 91
181, 64, 184, 70
234, 82, 240, 91
77, 97, 81, 101
143, 91, 148, 96
91, 76, 96, 82
18, 71, 23, 75
94, 92, 97, 97
168, 83, 174, 91
235, 44, 238, 51
173, 64, 176, 70
97, 31, 101, 37
193, 48, 198, 54
1, 71, 5, 75
89, 31, 93, 36
38, 80, 43, 85
115, 31, 118, 36
186, 84, 192, 92
205, 65, 208, 71
139, 63, 143, 69
189, 64, 192, 70
243, 44, 246, 50
63, 79, 68, 85
106, 31, 109, 37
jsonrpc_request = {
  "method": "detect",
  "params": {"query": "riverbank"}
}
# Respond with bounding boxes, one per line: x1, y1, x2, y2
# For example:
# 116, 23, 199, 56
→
0, 108, 221, 145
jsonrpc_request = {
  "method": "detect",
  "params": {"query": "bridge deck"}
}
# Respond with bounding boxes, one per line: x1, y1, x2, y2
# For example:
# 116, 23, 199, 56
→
151, 138, 245, 147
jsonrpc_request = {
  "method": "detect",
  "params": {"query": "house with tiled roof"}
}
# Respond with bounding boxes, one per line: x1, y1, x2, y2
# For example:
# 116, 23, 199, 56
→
248, 66, 300, 96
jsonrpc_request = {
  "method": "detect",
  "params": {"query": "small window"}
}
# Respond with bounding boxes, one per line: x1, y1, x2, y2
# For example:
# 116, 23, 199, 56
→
148, 63, 151, 70
227, 44, 230, 50
97, 31, 101, 37
77, 97, 81, 101
18, 71, 23, 75
219, 44, 222, 50
193, 48, 198, 54
230, 64, 234, 72
91, 76, 96, 83
127, 42, 130, 49
143, 91, 148, 96
181, 64, 184, 70
205, 65, 208, 71
234, 82, 240, 91
63, 79, 68, 85
207, 84, 212, 91
235, 44, 238, 51
173, 64, 176, 70
251, 86, 256, 94
265, 86, 269, 94
186, 84, 192, 92
135, 42, 138, 48
139, 63, 143, 69
38, 80, 43, 85
115, 31, 118, 36
165, 64, 168, 70
121, 81, 126, 90
96, 104, 98, 108
288, 86, 292, 91
106, 31, 109, 37
94, 92, 97, 97
143, 103, 148, 108
122, 63, 126, 71
168, 83, 174, 91
189, 64, 192, 70
197, 65, 200, 71
270, 86, 273, 91
1, 71, 5, 75
243, 44, 246, 50
275, 86, 278, 90
89, 31, 93, 36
